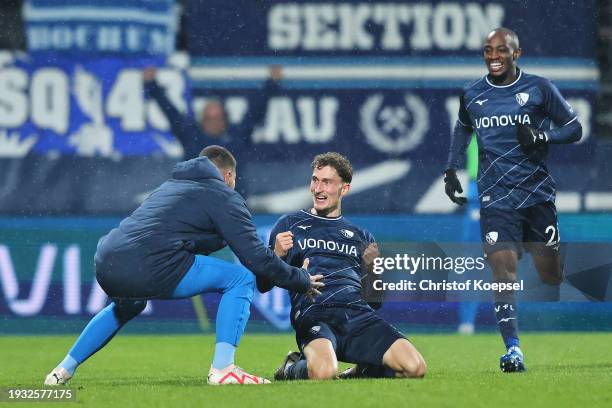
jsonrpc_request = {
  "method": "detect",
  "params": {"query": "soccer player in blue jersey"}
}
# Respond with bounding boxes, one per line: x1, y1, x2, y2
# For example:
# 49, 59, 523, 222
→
266, 152, 426, 381
444, 28, 582, 372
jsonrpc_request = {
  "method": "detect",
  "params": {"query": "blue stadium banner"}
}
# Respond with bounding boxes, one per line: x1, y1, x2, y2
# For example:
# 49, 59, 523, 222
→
187, 0, 596, 58
0, 56, 189, 157
24, 0, 178, 58
0, 0, 184, 158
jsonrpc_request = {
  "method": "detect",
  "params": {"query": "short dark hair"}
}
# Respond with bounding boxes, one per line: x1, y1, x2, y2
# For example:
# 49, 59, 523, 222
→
200, 145, 236, 170
311, 152, 352, 183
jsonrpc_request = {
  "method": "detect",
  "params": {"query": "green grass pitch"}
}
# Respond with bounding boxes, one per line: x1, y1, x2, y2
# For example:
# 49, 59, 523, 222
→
2, 333, 612, 407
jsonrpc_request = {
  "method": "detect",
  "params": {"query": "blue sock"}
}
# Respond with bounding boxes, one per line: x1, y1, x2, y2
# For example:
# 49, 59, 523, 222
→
494, 301, 520, 349
286, 359, 309, 380
58, 355, 78, 376
212, 342, 236, 370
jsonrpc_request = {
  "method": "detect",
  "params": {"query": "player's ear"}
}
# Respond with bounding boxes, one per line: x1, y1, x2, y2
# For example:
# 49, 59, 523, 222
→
513, 47, 522, 61
341, 183, 351, 196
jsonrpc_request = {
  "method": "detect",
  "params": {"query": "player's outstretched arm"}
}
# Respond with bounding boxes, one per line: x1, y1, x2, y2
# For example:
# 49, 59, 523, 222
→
208, 192, 314, 293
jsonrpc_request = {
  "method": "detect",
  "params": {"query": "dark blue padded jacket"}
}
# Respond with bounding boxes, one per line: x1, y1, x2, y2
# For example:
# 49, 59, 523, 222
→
94, 156, 311, 299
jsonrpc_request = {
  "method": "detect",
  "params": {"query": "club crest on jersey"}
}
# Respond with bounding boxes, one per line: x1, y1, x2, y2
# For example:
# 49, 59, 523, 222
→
485, 231, 498, 245
340, 229, 354, 238
309, 326, 321, 334
515, 92, 530, 106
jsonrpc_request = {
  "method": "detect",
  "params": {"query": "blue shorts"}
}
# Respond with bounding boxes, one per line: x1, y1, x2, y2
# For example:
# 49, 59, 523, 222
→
293, 306, 405, 366
480, 200, 560, 257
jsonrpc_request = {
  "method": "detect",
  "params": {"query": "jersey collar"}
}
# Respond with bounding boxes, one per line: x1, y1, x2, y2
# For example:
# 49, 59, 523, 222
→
301, 209, 343, 221
485, 68, 522, 88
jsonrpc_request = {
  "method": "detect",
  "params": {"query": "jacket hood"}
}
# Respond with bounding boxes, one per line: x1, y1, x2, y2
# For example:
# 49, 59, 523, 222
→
172, 157, 224, 183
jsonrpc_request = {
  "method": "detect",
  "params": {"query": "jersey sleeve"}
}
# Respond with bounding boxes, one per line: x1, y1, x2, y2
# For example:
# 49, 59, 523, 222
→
257, 215, 291, 293
541, 79, 577, 127
457, 92, 472, 128
446, 92, 473, 170
540, 79, 582, 143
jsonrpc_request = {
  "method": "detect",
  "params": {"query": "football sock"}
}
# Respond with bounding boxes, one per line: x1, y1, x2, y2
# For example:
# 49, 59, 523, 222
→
212, 342, 236, 370
58, 355, 78, 376
494, 300, 520, 349
286, 359, 309, 380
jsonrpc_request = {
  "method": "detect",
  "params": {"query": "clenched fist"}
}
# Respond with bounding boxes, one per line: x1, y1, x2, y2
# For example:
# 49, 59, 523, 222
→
274, 231, 294, 258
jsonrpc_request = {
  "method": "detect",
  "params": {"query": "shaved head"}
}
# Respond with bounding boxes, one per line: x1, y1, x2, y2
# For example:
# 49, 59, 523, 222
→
483, 27, 522, 85
487, 27, 520, 50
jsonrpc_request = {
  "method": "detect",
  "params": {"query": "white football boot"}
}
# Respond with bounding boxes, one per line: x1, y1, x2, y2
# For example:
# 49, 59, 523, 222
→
44, 367, 72, 386
207, 364, 270, 385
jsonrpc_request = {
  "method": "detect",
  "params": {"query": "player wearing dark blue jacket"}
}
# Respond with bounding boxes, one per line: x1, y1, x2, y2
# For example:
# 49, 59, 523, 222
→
45, 146, 322, 386
270, 152, 426, 381
444, 28, 582, 373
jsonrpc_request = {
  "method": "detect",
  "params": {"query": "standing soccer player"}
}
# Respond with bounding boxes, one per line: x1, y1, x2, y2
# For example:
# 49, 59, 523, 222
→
265, 152, 426, 381
44, 146, 323, 385
444, 28, 582, 372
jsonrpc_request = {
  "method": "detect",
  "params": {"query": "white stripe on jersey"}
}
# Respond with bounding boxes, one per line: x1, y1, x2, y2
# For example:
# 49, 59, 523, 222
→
563, 116, 578, 126
479, 153, 536, 198
484, 166, 542, 208
516, 175, 551, 208
300, 286, 353, 317
323, 263, 360, 279
478, 145, 521, 181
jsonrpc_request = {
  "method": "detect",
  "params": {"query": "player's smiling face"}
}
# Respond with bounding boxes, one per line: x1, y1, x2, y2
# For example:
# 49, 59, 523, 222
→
310, 165, 350, 217
483, 31, 521, 84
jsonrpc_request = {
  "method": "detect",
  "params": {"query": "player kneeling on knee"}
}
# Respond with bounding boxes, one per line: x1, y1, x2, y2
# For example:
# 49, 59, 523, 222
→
263, 152, 426, 381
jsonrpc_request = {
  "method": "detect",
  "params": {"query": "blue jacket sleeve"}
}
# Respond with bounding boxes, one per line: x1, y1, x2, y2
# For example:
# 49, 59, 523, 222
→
207, 193, 311, 293
540, 79, 582, 144
446, 93, 473, 170
256, 216, 290, 293
145, 80, 206, 158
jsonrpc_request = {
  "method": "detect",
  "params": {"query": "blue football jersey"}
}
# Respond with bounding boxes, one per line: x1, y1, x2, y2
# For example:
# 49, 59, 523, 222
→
458, 69, 577, 209
268, 210, 375, 319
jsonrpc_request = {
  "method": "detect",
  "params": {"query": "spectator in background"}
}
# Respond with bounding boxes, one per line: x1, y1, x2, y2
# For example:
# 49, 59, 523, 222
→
143, 65, 283, 160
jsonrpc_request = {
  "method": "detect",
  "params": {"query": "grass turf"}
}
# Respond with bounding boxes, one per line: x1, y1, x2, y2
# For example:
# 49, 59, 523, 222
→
1, 333, 612, 407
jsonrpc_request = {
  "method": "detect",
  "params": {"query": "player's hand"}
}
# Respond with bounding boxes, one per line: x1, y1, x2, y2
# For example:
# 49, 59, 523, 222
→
444, 169, 467, 205
301, 258, 324, 300
362, 242, 380, 272
517, 123, 548, 148
274, 231, 293, 257
143, 66, 157, 83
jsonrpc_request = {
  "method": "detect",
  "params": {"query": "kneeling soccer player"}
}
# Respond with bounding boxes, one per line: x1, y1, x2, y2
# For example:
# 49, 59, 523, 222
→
261, 152, 426, 381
